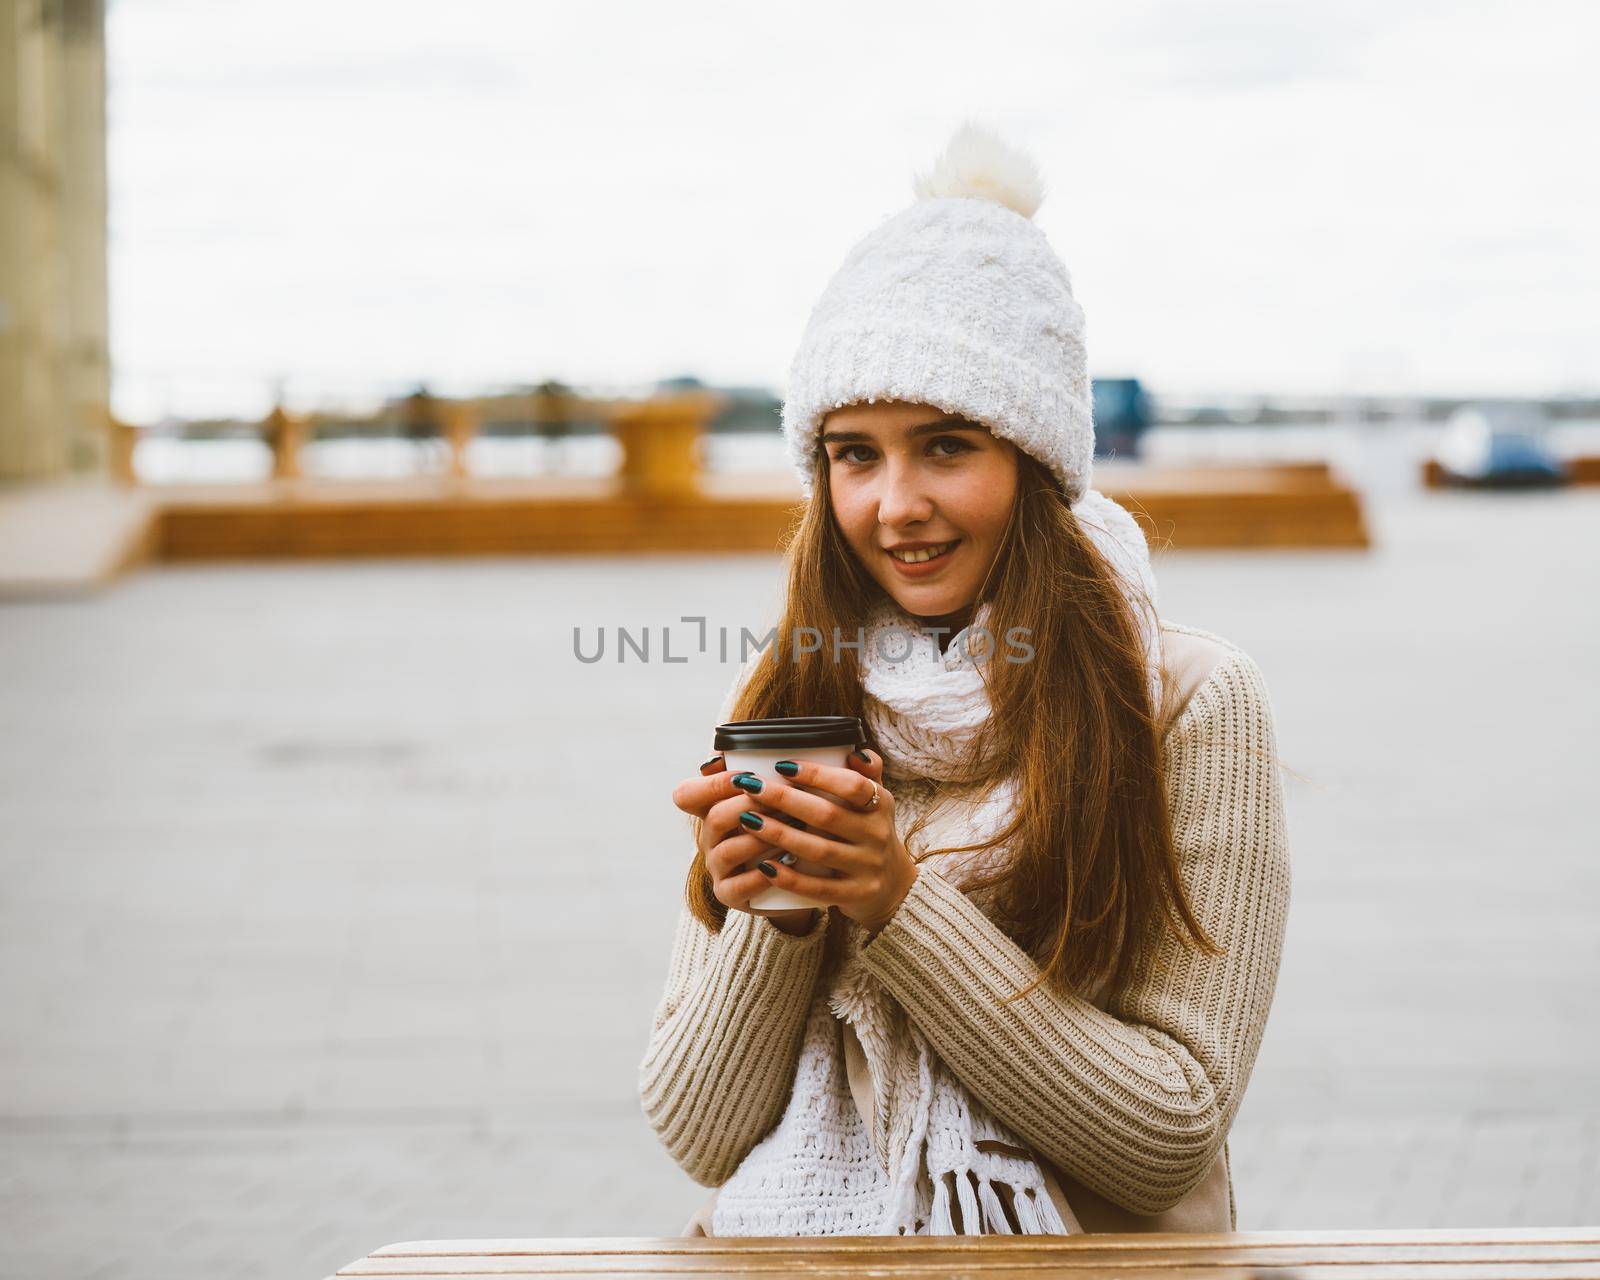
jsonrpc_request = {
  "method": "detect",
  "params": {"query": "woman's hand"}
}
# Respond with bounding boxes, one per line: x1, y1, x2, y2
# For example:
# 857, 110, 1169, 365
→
717, 749, 917, 938
672, 753, 816, 935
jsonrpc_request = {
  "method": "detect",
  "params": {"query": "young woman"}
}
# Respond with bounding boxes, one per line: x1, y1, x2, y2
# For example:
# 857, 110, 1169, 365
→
637, 122, 1291, 1237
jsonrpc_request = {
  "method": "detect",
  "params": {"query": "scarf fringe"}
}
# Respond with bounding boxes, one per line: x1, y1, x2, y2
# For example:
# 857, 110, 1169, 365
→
1014, 1184, 1047, 1232
955, 1170, 983, 1235
929, 1175, 956, 1234
978, 1180, 1014, 1234
881, 1045, 935, 1234
921, 1167, 1070, 1235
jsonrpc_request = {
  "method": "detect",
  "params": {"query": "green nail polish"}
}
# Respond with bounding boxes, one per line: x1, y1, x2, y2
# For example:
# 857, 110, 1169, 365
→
739, 811, 764, 831
755, 861, 777, 878
775, 760, 799, 777
731, 772, 763, 793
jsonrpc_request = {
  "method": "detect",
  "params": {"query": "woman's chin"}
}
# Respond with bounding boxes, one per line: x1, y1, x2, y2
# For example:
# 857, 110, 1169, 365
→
882, 583, 971, 618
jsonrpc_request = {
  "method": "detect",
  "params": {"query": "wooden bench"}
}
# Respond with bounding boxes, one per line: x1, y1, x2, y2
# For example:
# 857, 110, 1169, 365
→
1422, 456, 1600, 488
327, 1228, 1600, 1278
126, 457, 1374, 564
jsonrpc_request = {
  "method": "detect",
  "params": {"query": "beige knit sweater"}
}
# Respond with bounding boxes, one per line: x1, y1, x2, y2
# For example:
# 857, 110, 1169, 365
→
638, 623, 1291, 1230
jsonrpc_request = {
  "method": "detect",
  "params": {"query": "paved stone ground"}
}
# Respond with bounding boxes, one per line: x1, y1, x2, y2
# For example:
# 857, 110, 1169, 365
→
1, 488, 1597, 1280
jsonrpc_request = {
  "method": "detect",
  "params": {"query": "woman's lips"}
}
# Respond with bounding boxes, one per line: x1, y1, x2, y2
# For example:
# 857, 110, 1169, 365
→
885, 540, 960, 577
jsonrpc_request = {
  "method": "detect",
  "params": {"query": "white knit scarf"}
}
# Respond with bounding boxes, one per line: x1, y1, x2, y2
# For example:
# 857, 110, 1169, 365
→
711, 488, 1161, 1237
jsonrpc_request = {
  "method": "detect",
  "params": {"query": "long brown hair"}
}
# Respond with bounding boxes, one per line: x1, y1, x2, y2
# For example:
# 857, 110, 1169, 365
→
685, 445, 1223, 1002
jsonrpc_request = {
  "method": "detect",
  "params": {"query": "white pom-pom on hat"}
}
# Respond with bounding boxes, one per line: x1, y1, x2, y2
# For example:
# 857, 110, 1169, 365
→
910, 119, 1045, 220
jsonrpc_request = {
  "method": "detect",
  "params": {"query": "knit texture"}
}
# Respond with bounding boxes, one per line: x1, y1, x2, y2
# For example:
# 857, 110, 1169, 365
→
781, 123, 1093, 503
638, 623, 1292, 1231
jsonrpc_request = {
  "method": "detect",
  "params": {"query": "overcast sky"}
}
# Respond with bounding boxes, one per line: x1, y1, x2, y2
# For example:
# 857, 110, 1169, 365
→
107, 0, 1599, 421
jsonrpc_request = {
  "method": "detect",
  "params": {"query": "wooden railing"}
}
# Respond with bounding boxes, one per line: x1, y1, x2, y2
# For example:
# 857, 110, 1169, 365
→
107, 387, 729, 496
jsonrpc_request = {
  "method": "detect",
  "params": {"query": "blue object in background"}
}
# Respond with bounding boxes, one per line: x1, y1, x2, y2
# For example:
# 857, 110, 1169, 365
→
1092, 378, 1153, 459
1480, 433, 1568, 485
1435, 402, 1570, 489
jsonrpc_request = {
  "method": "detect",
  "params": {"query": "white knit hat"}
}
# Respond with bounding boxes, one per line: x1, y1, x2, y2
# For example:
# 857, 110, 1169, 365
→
782, 121, 1094, 503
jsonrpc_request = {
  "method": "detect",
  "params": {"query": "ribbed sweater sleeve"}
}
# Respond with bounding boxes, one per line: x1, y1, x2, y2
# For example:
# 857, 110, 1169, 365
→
857, 649, 1292, 1215
637, 900, 831, 1186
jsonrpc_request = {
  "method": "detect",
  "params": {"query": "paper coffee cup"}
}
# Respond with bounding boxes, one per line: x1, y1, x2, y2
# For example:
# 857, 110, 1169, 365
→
713, 715, 865, 912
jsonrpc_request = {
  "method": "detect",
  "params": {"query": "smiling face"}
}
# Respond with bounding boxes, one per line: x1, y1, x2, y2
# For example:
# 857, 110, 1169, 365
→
822, 400, 1020, 632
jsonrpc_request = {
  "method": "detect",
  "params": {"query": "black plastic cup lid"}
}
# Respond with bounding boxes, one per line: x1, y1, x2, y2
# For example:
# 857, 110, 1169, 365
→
714, 715, 864, 752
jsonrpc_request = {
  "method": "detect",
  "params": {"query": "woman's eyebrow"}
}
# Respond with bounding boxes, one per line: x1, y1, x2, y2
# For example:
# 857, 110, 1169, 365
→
820, 415, 983, 445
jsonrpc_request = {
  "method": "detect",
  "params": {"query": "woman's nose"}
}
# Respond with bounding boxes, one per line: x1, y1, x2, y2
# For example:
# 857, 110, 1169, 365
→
876, 460, 934, 526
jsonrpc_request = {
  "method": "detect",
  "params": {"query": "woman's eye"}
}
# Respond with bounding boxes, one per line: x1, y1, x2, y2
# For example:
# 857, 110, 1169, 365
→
828, 437, 973, 467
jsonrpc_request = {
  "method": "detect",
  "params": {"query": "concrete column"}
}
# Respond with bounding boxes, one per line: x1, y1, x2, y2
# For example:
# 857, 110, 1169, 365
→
0, 0, 109, 483
60, 0, 109, 472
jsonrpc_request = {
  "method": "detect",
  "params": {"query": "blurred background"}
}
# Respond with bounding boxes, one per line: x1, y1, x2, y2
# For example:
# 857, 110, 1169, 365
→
1, 2, 1597, 1277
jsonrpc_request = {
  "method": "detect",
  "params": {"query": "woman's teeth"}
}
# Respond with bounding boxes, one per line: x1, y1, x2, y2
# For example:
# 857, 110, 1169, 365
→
888, 541, 958, 563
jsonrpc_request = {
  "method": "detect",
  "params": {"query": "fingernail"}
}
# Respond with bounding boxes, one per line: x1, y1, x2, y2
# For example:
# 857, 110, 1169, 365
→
849, 750, 872, 765
778, 852, 797, 866
775, 760, 799, 777
755, 861, 778, 878
699, 754, 724, 773
739, 811, 764, 831
731, 772, 763, 793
